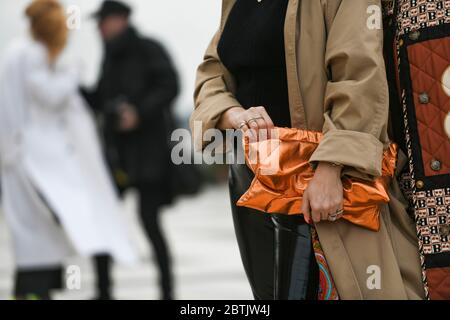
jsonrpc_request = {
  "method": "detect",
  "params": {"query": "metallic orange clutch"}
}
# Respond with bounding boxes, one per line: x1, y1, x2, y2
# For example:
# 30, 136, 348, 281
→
236, 128, 398, 232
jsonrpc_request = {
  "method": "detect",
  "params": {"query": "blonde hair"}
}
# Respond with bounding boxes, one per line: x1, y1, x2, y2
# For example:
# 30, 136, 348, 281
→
25, 0, 68, 62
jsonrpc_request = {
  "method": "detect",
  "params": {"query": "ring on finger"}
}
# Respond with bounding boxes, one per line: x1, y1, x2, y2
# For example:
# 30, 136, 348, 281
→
329, 211, 343, 222
248, 116, 264, 123
247, 119, 261, 126
328, 215, 338, 222
238, 121, 248, 129
329, 212, 339, 218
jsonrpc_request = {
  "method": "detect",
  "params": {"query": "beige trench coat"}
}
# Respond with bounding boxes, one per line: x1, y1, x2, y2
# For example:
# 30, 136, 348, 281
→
191, 0, 426, 300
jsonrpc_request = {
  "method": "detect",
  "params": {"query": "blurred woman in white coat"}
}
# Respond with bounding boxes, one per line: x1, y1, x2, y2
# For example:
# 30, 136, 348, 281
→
0, 0, 137, 299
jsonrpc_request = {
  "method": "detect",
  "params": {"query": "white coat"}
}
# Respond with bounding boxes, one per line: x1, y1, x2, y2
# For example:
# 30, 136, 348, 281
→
0, 38, 137, 268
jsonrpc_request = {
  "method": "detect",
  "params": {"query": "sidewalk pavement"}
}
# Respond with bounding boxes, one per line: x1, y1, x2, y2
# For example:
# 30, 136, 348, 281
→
0, 184, 253, 300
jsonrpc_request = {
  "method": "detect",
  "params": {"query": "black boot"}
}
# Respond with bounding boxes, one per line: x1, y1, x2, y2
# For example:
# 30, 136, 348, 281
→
93, 254, 113, 300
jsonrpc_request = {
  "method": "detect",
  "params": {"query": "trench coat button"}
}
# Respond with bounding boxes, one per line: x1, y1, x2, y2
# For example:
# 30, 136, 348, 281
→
419, 92, 430, 104
416, 180, 425, 189
440, 225, 450, 237
409, 30, 420, 41
431, 159, 441, 172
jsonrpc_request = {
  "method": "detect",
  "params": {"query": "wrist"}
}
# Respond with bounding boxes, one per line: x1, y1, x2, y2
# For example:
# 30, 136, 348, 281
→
317, 162, 343, 176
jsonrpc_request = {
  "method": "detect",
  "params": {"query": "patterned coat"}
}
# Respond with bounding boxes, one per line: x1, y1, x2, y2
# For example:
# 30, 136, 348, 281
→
383, 0, 450, 300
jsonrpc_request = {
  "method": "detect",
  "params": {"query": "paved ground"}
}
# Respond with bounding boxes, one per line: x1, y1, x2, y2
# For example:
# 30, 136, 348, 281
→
0, 184, 253, 300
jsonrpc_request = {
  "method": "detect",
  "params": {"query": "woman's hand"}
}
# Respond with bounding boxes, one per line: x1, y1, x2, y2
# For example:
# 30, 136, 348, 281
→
217, 106, 275, 138
301, 162, 344, 224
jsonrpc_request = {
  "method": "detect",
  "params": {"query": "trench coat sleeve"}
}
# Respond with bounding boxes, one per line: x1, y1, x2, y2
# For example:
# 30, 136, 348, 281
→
137, 41, 179, 124
24, 46, 78, 111
191, 30, 242, 151
309, 0, 389, 178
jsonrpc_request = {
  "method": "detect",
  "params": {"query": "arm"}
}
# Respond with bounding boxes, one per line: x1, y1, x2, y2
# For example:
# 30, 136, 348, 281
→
303, 0, 389, 223
136, 41, 179, 124
192, 30, 276, 147
191, 30, 243, 150
309, 0, 389, 179
192, 29, 276, 147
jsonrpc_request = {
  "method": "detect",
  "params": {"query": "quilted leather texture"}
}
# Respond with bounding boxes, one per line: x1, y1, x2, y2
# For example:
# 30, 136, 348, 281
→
407, 36, 450, 177
426, 267, 450, 299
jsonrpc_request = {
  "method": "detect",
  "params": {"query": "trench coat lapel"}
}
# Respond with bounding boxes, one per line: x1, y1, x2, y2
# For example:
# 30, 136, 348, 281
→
221, 0, 236, 31
221, 0, 306, 128
284, 0, 307, 129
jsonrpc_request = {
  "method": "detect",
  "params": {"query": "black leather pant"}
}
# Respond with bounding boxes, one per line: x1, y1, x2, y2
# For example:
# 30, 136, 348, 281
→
229, 164, 319, 300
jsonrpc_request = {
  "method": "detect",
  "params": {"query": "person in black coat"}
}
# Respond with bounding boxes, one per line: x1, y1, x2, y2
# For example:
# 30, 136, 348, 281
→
83, 1, 179, 300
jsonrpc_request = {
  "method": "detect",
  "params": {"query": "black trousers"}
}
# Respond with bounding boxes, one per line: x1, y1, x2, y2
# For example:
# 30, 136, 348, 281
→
229, 164, 319, 300
138, 185, 174, 300
94, 184, 174, 300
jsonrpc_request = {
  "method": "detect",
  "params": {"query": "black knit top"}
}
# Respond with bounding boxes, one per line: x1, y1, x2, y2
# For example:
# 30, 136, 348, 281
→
217, 0, 291, 128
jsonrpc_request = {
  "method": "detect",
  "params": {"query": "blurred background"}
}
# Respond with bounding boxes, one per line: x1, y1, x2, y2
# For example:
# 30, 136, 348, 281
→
0, 0, 218, 118
0, 0, 252, 300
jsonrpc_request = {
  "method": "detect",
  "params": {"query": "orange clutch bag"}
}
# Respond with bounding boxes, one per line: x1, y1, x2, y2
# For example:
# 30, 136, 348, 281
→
236, 128, 398, 232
